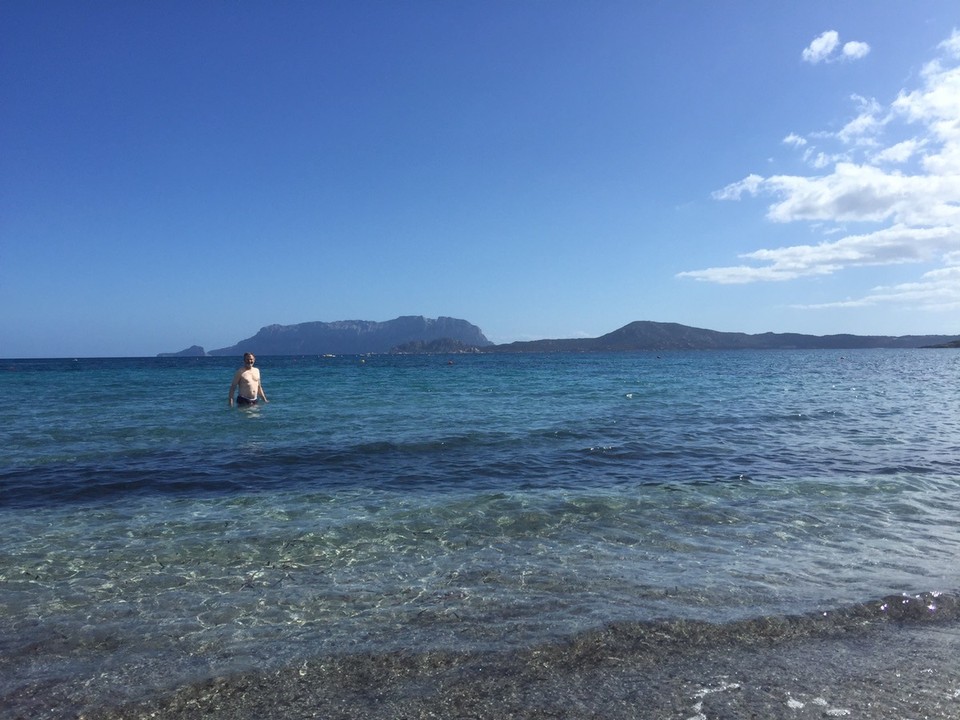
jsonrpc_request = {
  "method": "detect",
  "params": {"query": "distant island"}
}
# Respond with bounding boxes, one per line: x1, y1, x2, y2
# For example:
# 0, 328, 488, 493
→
201, 316, 491, 356
159, 318, 960, 357
157, 345, 207, 358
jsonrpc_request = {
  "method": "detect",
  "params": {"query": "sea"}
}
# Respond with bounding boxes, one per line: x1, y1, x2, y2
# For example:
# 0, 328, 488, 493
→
2, 350, 959, 719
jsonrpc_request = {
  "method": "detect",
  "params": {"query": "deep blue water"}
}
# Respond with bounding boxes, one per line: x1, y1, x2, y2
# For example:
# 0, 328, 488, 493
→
2, 350, 959, 716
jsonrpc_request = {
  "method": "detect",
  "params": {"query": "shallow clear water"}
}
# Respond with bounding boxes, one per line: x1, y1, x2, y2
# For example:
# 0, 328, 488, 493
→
2, 350, 959, 714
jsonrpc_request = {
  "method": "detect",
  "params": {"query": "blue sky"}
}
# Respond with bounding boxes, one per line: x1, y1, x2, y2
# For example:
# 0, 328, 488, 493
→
3, 1, 959, 357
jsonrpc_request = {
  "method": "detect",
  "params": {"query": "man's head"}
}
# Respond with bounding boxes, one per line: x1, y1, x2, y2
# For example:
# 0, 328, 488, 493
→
243, 353, 255, 366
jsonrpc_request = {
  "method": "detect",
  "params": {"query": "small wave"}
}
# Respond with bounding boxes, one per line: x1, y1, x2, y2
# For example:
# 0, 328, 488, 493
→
564, 591, 960, 659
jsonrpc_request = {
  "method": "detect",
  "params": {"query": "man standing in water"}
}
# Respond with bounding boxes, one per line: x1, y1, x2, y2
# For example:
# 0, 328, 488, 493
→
228, 352, 268, 407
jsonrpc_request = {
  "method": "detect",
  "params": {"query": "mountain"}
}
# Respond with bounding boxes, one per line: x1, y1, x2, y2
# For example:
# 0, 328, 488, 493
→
208, 316, 491, 356
157, 345, 207, 357
491, 321, 959, 352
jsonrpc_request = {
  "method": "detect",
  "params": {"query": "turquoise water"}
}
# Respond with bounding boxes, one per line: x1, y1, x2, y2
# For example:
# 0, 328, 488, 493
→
2, 350, 959, 716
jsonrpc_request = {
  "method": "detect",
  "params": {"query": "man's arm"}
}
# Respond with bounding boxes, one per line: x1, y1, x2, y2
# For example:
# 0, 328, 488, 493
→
228, 370, 241, 406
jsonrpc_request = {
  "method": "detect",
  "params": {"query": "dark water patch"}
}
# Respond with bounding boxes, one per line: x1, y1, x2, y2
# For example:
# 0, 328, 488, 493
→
4, 432, 958, 510
71, 592, 960, 720
0, 458, 248, 509
6, 423, 582, 508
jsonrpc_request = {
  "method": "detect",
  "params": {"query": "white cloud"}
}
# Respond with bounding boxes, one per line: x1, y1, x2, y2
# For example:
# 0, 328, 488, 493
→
871, 139, 925, 164
892, 59, 960, 175
745, 224, 958, 268
940, 28, 960, 57
802, 30, 870, 64
680, 30, 960, 315
679, 225, 959, 285
757, 163, 960, 226
802, 31, 839, 64
843, 41, 871, 60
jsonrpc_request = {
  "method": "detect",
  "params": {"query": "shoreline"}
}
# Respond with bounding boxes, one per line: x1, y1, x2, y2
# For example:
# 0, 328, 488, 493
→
91, 614, 960, 720
11, 594, 956, 720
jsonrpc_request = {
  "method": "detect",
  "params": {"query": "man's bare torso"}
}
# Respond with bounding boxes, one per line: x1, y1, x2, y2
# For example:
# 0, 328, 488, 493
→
236, 368, 261, 399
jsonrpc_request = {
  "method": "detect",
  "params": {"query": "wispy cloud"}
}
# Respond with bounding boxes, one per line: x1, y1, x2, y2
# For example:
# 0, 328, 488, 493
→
801, 30, 871, 64
871, 138, 926, 164
679, 30, 960, 313
836, 95, 884, 145
794, 261, 960, 311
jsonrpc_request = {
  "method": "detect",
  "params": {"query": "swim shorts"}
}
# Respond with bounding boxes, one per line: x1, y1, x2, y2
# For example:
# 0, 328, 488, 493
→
236, 396, 258, 406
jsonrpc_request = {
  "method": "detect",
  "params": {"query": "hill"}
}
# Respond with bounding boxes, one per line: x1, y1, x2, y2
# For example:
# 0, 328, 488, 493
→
491, 321, 959, 352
